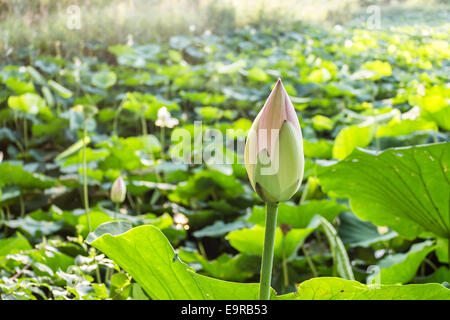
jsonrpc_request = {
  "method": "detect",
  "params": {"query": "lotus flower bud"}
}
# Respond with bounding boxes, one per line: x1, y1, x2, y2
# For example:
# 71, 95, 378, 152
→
110, 176, 126, 203
244, 79, 304, 203
0, 151, 3, 163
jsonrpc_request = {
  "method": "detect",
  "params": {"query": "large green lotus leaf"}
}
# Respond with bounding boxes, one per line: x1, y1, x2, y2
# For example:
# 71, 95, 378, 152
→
91, 71, 117, 89
178, 249, 259, 282
376, 118, 437, 138
0, 233, 31, 259
192, 220, 252, 238
88, 222, 262, 300
332, 124, 375, 160
318, 143, 450, 239
5, 216, 62, 238
248, 200, 347, 229
0, 162, 57, 189
226, 225, 313, 260
368, 241, 436, 285
436, 238, 448, 263
99, 135, 161, 171
168, 170, 244, 206
275, 277, 450, 300
77, 210, 114, 238
5, 78, 35, 94
416, 267, 450, 285
8, 93, 45, 115
338, 211, 398, 248
303, 139, 333, 159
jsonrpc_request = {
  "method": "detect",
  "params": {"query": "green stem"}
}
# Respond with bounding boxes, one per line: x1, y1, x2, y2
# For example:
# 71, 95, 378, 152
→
299, 181, 309, 204
114, 202, 119, 220
19, 193, 25, 217
1, 207, 6, 235
112, 100, 125, 137
95, 265, 101, 283
282, 235, 289, 287
105, 267, 113, 284
141, 113, 147, 136
302, 244, 318, 277
160, 126, 165, 159
6, 206, 11, 220
448, 238, 450, 270
23, 117, 28, 152
259, 202, 278, 300
82, 118, 91, 233
198, 241, 207, 258
424, 258, 437, 271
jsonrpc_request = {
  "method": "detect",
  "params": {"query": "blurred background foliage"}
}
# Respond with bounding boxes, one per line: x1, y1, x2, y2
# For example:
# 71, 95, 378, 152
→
0, 0, 448, 60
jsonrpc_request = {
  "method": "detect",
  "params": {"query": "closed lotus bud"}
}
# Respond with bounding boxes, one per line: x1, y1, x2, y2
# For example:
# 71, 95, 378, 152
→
110, 176, 126, 203
0, 151, 3, 163
244, 79, 304, 203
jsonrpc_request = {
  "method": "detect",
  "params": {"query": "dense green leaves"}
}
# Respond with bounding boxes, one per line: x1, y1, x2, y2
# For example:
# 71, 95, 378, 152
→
88, 222, 262, 299
368, 241, 435, 285
338, 211, 397, 247
276, 277, 450, 300
320, 217, 354, 280
0, 4, 449, 300
227, 225, 313, 260
319, 143, 450, 239
0, 162, 57, 189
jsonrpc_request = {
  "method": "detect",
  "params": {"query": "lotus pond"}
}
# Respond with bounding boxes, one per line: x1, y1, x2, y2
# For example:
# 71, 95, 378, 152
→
0, 3, 449, 300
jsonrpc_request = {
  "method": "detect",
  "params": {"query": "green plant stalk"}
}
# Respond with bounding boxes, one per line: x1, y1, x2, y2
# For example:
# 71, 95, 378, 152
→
112, 99, 125, 137
160, 126, 165, 159
141, 113, 147, 136
281, 236, 289, 287
105, 267, 111, 284
302, 243, 318, 277
259, 202, 278, 300
82, 118, 91, 233
6, 206, 11, 220
0, 208, 6, 235
448, 239, 450, 270
95, 265, 101, 283
114, 202, 119, 220
19, 192, 25, 217
23, 117, 28, 152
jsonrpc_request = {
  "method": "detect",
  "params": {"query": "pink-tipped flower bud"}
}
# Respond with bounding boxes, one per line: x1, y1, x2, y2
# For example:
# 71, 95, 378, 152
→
110, 176, 126, 203
244, 79, 304, 203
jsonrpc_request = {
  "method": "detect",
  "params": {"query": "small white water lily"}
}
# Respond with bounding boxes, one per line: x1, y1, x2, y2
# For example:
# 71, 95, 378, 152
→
155, 107, 179, 128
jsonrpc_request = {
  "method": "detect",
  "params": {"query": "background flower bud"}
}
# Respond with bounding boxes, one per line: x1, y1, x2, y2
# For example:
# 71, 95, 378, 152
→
244, 79, 304, 203
110, 176, 126, 203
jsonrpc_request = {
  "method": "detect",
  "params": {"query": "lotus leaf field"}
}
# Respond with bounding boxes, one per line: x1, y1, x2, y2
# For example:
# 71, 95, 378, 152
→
0, 2, 449, 301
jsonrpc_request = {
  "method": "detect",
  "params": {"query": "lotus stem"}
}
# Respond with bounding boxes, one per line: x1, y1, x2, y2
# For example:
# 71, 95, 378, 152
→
115, 202, 119, 219
160, 126, 165, 158
302, 243, 318, 277
23, 117, 28, 152
82, 117, 91, 233
282, 236, 289, 287
259, 202, 278, 300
